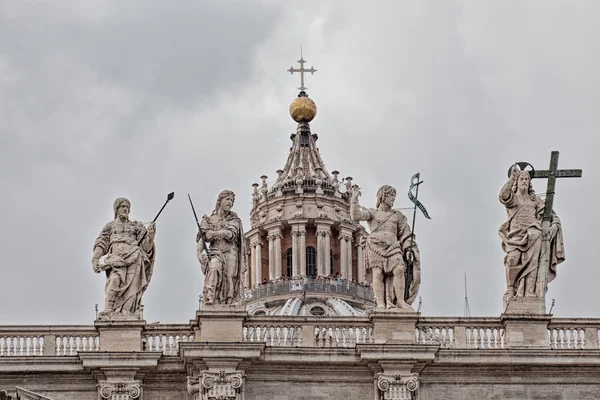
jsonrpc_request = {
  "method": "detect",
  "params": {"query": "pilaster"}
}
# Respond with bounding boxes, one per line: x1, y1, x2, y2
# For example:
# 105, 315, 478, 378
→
289, 219, 308, 278
315, 220, 334, 277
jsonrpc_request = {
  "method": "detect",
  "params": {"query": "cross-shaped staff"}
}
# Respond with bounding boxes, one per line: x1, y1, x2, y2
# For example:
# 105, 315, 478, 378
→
519, 151, 582, 297
287, 48, 317, 92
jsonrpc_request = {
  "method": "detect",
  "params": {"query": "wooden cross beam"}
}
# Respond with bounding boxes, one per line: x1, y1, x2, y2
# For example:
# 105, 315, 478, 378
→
529, 151, 582, 299
531, 151, 582, 222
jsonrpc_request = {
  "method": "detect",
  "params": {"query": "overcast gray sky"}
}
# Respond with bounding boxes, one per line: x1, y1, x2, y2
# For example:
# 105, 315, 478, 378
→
1, 1, 598, 324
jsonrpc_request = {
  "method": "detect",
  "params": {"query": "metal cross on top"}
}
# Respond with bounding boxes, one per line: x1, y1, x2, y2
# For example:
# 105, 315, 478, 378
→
526, 151, 582, 297
287, 48, 317, 92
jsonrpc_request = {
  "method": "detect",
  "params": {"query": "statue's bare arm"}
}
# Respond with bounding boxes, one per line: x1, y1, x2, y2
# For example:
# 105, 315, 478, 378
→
499, 165, 519, 206
350, 186, 372, 222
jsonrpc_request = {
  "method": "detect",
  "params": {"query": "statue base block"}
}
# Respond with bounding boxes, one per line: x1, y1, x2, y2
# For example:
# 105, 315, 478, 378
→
501, 313, 551, 349
95, 319, 145, 352
504, 297, 546, 315
196, 306, 247, 343
370, 309, 420, 344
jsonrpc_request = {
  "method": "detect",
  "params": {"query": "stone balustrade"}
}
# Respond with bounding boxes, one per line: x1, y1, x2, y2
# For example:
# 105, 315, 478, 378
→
0, 326, 99, 356
416, 317, 506, 349
245, 278, 375, 303
141, 324, 195, 355
242, 317, 303, 346
1, 317, 599, 357
242, 316, 373, 347
547, 318, 600, 349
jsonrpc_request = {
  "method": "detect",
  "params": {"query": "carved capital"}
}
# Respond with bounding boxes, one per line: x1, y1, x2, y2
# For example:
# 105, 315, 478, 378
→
98, 380, 141, 400
188, 371, 244, 400
339, 234, 352, 242
376, 373, 419, 400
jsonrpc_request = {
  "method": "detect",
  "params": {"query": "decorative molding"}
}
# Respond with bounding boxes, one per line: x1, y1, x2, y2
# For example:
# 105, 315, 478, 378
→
188, 371, 244, 400
376, 373, 419, 400
98, 381, 141, 400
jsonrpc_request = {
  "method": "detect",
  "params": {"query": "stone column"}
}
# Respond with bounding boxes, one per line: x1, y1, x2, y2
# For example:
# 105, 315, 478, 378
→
290, 220, 308, 278
250, 244, 256, 287
299, 230, 307, 277
339, 234, 348, 278
274, 233, 282, 279
315, 221, 333, 277
346, 235, 353, 281
255, 239, 262, 285
268, 235, 275, 280
356, 236, 365, 283
339, 224, 354, 280
316, 231, 324, 276
291, 231, 300, 277
323, 231, 331, 275
265, 224, 283, 280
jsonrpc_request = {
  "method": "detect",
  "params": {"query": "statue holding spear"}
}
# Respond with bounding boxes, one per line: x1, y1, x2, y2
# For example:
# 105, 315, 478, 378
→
350, 177, 429, 310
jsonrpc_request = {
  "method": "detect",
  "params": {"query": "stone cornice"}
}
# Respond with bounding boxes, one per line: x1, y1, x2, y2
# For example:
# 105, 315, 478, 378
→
78, 352, 162, 369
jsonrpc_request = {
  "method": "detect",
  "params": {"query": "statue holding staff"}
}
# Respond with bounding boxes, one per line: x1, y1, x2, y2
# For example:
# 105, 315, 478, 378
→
195, 190, 247, 305
499, 164, 565, 299
350, 185, 420, 310
92, 197, 156, 318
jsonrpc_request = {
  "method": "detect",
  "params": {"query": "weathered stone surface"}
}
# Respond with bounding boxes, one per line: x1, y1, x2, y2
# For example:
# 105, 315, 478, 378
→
92, 197, 156, 319
196, 190, 247, 306
350, 185, 420, 310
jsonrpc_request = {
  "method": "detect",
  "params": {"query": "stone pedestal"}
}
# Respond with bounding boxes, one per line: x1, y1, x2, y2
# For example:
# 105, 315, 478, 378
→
95, 319, 145, 352
196, 306, 247, 342
501, 313, 551, 349
504, 296, 546, 314
370, 310, 419, 344
79, 352, 161, 400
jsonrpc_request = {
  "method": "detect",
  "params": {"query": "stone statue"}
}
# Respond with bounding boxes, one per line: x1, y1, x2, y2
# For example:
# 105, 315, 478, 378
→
92, 198, 156, 318
499, 165, 565, 299
196, 190, 247, 305
350, 185, 420, 310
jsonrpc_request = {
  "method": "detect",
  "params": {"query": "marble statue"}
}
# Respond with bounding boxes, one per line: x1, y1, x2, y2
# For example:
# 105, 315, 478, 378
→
350, 185, 420, 310
92, 198, 156, 318
196, 190, 247, 305
499, 165, 565, 298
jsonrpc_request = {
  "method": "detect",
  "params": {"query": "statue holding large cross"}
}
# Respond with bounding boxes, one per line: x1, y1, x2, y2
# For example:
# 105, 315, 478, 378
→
499, 151, 582, 307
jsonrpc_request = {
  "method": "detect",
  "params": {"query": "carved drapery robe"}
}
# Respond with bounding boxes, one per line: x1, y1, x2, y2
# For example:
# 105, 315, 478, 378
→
499, 188, 565, 294
93, 220, 155, 315
197, 211, 247, 304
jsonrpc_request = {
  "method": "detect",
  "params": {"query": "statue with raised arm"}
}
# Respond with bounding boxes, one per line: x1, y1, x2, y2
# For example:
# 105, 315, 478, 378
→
499, 165, 565, 299
196, 190, 247, 306
350, 185, 420, 310
92, 197, 156, 319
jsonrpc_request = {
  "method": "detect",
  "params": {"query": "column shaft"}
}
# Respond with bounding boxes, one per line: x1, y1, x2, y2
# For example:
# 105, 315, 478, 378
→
340, 235, 347, 278
268, 235, 275, 280
255, 241, 262, 284
346, 236, 353, 281
324, 233, 331, 276
250, 244, 256, 287
274, 235, 282, 278
357, 241, 365, 283
299, 231, 307, 277
292, 232, 300, 277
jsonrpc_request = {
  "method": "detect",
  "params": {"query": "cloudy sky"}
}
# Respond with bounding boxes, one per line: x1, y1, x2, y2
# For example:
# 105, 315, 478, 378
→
1, 1, 598, 324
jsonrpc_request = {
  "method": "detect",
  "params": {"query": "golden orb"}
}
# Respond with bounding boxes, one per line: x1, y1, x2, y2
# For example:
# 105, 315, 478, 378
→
289, 96, 317, 123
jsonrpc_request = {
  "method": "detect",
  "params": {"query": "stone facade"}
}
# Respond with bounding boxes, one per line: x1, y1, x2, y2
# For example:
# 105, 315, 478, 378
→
1, 64, 596, 400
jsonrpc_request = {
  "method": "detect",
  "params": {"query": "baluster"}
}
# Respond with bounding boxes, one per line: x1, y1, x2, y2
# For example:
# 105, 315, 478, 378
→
242, 327, 248, 342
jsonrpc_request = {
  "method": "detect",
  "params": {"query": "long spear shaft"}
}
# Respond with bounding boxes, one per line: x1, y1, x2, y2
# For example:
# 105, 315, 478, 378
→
137, 192, 175, 246
188, 194, 209, 254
